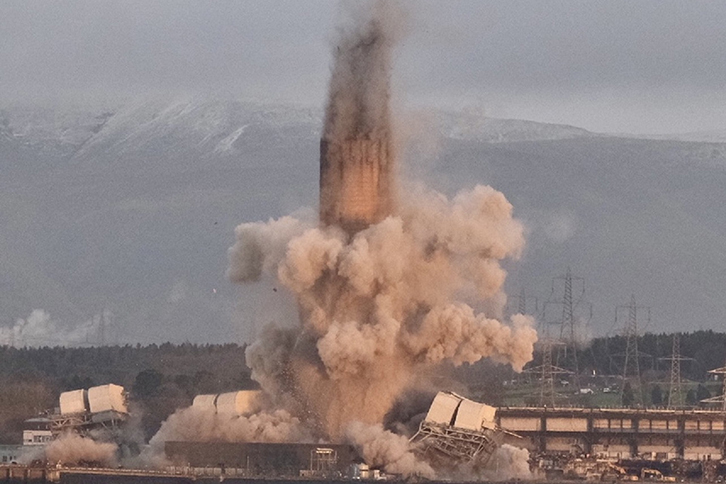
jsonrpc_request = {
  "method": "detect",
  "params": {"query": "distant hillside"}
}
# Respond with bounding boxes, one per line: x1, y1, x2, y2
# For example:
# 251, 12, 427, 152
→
435, 109, 598, 143
0, 98, 725, 344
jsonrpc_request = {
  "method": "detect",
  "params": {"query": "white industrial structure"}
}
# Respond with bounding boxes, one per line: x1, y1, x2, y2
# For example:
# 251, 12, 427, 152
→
52, 384, 128, 436
410, 392, 507, 467
59, 389, 88, 416
192, 390, 261, 416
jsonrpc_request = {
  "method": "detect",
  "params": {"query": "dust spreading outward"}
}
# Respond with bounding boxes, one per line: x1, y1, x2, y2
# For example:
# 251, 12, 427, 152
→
154, 2, 537, 478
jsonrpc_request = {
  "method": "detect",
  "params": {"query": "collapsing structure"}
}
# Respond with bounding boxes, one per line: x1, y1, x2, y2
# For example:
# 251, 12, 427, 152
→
53, 384, 128, 436
191, 390, 261, 416
319, 137, 393, 235
319, 14, 395, 235
410, 392, 508, 468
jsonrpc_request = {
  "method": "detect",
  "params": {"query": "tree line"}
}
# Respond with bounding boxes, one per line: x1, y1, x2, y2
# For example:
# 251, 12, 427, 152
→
0, 343, 255, 443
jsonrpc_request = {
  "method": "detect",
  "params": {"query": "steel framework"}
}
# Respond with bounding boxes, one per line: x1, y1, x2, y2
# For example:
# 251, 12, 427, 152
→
410, 421, 501, 467
523, 337, 572, 406
701, 361, 726, 411
50, 411, 126, 437
541, 268, 591, 389
616, 294, 649, 406
659, 334, 693, 408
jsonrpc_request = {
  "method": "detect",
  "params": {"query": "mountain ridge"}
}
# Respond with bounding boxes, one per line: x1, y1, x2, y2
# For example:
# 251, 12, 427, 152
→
0, 99, 725, 344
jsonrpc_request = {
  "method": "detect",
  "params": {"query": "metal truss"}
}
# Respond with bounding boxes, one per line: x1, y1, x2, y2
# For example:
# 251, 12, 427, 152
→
410, 422, 501, 467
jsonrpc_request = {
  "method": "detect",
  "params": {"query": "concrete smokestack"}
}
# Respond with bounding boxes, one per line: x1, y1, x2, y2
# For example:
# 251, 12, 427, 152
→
319, 11, 395, 234
319, 137, 393, 234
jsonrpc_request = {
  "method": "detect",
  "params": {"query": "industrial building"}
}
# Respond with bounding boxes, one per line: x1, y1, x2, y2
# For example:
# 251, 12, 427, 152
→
52, 384, 128, 436
497, 405, 726, 461
164, 442, 358, 478
0, 445, 21, 464
23, 418, 53, 446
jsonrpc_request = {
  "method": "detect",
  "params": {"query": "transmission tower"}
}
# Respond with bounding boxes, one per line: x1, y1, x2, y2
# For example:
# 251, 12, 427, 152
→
540, 338, 556, 407
518, 287, 526, 315
523, 329, 571, 407
542, 268, 591, 387
507, 287, 538, 317
702, 361, 726, 411
560, 268, 575, 342
667, 335, 682, 407
658, 334, 693, 408
617, 294, 649, 406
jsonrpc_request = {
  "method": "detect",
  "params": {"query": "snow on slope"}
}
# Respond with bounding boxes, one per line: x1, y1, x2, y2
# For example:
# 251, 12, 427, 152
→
1, 99, 602, 168
1, 98, 725, 343
435, 109, 598, 143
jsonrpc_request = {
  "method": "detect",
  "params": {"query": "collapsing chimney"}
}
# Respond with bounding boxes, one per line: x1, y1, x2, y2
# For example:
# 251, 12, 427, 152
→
319, 13, 395, 235
319, 137, 393, 234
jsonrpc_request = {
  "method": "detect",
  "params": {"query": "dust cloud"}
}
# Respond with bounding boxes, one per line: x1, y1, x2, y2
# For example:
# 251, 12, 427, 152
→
156, 1, 537, 479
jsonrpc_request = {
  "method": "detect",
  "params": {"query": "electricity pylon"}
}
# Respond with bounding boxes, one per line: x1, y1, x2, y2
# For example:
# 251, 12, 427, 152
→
702, 361, 726, 411
542, 268, 591, 389
508, 287, 538, 317
523, 330, 571, 407
617, 294, 649, 406
658, 334, 693, 408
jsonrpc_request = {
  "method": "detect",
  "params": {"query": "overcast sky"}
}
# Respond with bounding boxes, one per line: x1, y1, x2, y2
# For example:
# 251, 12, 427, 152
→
2, 0, 725, 134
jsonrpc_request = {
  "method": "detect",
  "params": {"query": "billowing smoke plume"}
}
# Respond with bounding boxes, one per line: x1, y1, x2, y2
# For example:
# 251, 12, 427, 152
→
149, 406, 312, 457
156, 1, 536, 479
231, 184, 536, 441
345, 421, 435, 479
482, 445, 533, 480
43, 433, 118, 467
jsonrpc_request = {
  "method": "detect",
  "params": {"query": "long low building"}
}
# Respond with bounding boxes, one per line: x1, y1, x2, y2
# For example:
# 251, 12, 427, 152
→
165, 442, 358, 477
497, 406, 726, 461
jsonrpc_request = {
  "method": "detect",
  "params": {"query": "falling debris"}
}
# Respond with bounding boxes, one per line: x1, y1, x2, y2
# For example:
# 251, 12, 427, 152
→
159, 1, 536, 479
409, 391, 503, 469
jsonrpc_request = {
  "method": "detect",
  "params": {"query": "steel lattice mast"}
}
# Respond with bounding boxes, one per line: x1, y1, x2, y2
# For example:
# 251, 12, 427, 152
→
518, 287, 527, 316
523, 330, 571, 407
543, 268, 590, 390
668, 335, 682, 408
659, 334, 693, 408
560, 269, 580, 385
618, 294, 648, 406
540, 338, 556, 407
702, 361, 726, 411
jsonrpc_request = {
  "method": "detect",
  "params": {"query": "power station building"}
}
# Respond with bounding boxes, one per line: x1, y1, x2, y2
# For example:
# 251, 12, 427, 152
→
497, 406, 726, 461
165, 442, 358, 477
52, 384, 129, 436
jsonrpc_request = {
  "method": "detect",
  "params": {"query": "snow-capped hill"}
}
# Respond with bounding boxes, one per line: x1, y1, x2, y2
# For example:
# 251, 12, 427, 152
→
2, 97, 726, 342
0, 99, 322, 172
0, 105, 113, 148
435, 110, 598, 143
69, 99, 320, 168
1, 99, 608, 171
